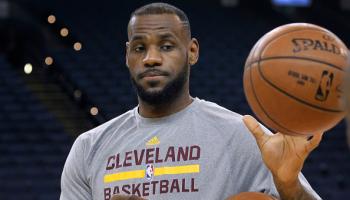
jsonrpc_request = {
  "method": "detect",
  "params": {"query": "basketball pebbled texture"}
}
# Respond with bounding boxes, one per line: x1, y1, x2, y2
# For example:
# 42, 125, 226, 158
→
243, 23, 349, 135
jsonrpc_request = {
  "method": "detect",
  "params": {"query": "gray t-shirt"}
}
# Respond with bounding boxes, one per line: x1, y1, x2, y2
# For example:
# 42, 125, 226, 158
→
60, 98, 321, 200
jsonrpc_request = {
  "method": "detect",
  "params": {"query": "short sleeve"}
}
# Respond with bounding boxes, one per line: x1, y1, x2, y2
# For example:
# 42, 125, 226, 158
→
60, 136, 92, 200
298, 173, 322, 200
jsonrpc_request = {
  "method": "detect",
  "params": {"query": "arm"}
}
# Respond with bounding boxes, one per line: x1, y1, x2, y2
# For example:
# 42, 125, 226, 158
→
274, 177, 316, 200
60, 136, 92, 200
243, 115, 322, 200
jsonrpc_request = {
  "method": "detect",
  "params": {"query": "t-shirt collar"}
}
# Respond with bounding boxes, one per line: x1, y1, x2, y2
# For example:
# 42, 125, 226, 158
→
134, 97, 199, 127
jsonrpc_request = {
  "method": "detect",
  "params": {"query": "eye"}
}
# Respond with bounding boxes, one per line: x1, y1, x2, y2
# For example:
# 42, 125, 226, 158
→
134, 45, 145, 52
160, 44, 174, 51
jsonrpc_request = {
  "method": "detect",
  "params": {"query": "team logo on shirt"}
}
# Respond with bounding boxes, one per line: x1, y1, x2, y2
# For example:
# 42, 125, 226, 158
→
145, 164, 154, 180
146, 136, 160, 146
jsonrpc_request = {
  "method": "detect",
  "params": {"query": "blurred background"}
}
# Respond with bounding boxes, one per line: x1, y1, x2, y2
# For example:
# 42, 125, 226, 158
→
0, 0, 349, 199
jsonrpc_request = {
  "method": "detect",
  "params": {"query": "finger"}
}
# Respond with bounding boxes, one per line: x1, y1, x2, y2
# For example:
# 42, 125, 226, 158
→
307, 132, 324, 151
242, 115, 270, 147
129, 195, 147, 200
111, 195, 129, 200
111, 195, 145, 200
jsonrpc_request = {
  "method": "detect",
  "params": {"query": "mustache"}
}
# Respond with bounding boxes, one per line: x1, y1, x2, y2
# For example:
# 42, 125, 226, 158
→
138, 69, 170, 79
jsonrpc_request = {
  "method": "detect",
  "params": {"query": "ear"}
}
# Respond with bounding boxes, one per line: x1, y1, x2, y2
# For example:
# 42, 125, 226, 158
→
188, 38, 199, 66
125, 42, 130, 68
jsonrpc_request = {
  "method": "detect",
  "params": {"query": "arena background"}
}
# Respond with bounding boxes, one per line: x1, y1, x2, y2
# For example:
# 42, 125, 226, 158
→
0, 0, 349, 199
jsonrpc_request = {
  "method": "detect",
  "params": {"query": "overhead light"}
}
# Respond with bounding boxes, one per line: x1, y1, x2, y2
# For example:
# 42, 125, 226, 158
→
272, 0, 312, 7
90, 107, 99, 116
24, 63, 33, 74
74, 90, 82, 99
45, 56, 53, 66
60, 28, 69, 37
48, 15, 56, 24
73, 42, 82, 51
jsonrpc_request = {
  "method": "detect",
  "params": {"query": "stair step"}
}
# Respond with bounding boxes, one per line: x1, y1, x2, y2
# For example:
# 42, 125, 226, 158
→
15, 66, 93, 136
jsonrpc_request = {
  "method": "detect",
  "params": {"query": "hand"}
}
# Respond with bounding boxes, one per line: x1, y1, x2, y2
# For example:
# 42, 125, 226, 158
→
111, 195, 146, 200
242, 115, 323, 184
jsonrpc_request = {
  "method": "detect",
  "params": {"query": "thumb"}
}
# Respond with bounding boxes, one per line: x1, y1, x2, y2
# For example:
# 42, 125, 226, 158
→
307, 131, 324, 152
242, 115, 270, 148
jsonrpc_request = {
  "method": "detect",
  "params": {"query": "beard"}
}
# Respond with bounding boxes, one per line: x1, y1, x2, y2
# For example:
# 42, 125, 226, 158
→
130, 64, 189, 106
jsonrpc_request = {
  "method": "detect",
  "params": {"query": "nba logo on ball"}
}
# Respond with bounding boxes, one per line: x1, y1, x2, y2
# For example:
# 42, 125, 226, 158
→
145, 164, 154, 181
315, 70, 334, 101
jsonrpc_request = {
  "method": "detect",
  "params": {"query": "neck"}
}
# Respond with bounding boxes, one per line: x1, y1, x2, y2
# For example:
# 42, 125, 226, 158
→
138, 90, 193, 118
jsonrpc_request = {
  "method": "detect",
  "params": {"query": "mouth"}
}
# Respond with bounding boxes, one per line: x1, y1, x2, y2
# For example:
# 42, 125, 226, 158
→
142, 75, 166, 82
139, 70, 169, 79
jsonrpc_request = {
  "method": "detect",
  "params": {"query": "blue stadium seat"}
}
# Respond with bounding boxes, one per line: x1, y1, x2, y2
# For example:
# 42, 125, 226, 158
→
0, 56, 74, 199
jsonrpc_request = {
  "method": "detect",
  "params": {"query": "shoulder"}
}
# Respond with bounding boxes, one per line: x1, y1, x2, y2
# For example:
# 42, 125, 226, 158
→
193, 98, 274, 148
194, 98, 273, 135
193, 98, 244, 129
74, 108, 137, 160
78, 109, 135, 141
194, 99, 268, 162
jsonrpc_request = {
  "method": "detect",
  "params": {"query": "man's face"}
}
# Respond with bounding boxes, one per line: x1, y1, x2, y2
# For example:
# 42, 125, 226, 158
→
126, 14, 198, 105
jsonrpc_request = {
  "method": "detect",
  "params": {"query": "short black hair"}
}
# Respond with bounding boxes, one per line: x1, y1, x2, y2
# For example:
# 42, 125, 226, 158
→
129, 2, 191, 37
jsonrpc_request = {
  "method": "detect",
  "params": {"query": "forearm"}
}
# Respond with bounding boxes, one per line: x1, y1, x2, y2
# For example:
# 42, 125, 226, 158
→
274, 178, 316, 200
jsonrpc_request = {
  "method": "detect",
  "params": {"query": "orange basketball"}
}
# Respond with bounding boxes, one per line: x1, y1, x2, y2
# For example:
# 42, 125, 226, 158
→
243, 23, 349, 135
227, 192, 277, 200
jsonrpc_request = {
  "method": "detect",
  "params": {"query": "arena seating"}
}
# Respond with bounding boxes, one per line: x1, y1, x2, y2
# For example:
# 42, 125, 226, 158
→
0, 55, 73, 200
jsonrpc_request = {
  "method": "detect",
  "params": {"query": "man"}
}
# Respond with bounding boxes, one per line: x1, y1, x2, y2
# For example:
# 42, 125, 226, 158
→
60, 3, 322, 200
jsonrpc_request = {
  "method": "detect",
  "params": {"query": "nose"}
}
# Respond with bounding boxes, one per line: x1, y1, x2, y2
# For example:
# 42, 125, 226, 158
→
142, 46, 162, 67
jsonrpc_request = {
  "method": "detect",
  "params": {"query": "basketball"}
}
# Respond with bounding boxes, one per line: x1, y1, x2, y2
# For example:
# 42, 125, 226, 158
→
227, 192, 277, 200
243, 23, 349, 135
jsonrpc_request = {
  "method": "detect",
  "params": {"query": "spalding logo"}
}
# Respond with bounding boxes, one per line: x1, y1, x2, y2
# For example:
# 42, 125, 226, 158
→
145, 164, 154, 181
292, 37, 340, 55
